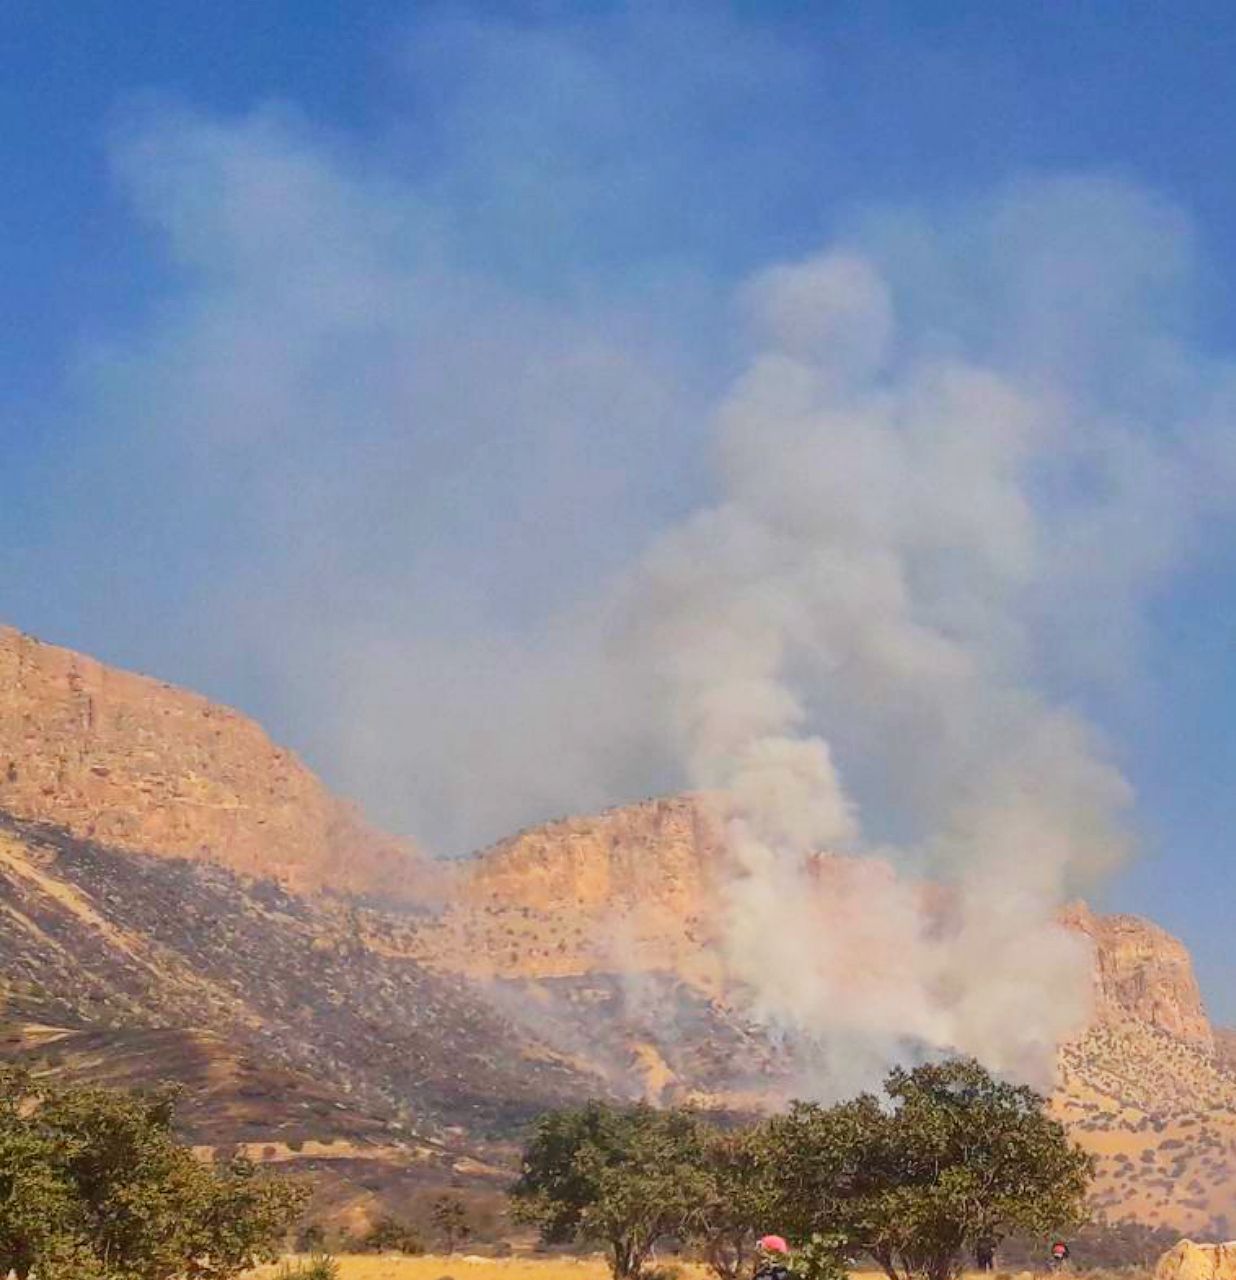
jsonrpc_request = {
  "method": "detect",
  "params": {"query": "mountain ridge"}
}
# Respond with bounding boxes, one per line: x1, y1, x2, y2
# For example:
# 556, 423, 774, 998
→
0, 626, 421, 898
1, 623, 1233, 1235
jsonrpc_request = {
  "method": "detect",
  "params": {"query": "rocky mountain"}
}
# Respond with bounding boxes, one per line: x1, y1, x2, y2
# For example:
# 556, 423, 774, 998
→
0, 626, 418, 897
1061, 903, 1215, 1051
1, 624, 1234, 1235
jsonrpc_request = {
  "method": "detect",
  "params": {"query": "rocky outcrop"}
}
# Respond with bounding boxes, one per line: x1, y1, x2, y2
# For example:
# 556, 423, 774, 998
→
1060, 902, 1213, 1050
462, 795, 723, 915
0, 626, 417, 897
428, 795, 727, 979
405, 796, 718, 980
438, 797, 1216, 1053
1155, 1241, 1236, 1280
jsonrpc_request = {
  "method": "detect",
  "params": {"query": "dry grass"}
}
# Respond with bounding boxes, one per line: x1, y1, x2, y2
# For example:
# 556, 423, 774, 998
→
250, 1261, 1017, 1280
250, 1256, 713, 1280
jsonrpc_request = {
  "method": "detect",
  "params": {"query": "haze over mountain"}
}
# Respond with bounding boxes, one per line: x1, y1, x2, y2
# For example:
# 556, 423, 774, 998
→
2, 625, 1235, 1236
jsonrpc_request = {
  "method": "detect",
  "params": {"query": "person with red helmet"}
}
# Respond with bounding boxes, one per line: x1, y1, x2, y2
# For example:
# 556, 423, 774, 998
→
754, 1235, 797, 1280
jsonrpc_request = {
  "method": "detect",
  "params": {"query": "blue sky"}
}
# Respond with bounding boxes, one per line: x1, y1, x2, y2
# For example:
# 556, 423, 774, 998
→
4, 3, 1236, 1021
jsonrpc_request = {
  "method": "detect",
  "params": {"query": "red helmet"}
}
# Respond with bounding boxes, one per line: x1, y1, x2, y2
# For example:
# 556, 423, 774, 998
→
759, 1236, 790, 1256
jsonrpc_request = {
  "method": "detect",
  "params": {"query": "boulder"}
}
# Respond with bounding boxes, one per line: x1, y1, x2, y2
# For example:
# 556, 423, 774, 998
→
1155, 1241, 1236, 1280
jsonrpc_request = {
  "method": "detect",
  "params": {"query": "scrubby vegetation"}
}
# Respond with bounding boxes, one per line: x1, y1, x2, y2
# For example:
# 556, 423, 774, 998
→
1000, 1219, 1182, 1270
0, 1066, 305, 1278
513, 1058, 1092, 1280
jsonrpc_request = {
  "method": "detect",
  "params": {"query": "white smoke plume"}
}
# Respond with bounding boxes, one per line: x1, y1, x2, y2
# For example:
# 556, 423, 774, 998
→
47, 93, 1236, 1093
608, 201, 1234, 1085
611, 275, 1102, 1078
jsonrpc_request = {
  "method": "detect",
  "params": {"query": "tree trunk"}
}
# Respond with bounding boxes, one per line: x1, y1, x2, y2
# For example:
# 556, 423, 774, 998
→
870, 1246, 901, 1280
612, 1240, 631, 1279
925, 1250, 962, 1280
707, 1239, 739, 1280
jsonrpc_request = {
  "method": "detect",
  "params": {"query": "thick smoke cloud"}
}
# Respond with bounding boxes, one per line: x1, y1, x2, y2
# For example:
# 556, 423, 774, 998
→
606, 185, 1236, 1083
48, 85, 1236, 1088
620, 246, 1132, 1081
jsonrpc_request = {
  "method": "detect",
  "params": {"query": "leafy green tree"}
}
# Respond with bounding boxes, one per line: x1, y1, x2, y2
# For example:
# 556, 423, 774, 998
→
183, 1153, 311, 1278
0, 1069, 80, 1280
512, 1101, 710, 1279
0, 1068, 306, 1279
431, 1194, 471, 1253
795, 1232, 851, 1280
684, 1125, 781, 1280
769, 1059, 1094, 1280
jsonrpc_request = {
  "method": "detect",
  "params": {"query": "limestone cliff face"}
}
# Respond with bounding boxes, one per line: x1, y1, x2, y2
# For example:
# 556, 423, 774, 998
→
436, 798, 1215, 1054
420, 796, 728, 982
0, 626, 416, 897
1060, 901, 1213, 1050
462, 796, 722, 914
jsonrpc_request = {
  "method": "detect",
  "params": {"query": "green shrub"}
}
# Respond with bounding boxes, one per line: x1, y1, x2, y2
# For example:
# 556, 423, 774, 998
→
276, 1255, 340, 1280
362, 1216, 425, 1254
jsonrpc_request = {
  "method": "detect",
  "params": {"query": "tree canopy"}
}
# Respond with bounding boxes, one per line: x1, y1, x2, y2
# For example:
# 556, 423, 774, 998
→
511, 1100, 711, 1278
0, 1067, 306, 1279
770, 1058, 1093, 1280
514, 1059, 1093, 1280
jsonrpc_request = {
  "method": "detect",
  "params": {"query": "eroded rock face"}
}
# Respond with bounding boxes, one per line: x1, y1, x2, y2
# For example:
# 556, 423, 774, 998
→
1155, 1241, 1236, 1280
438, 796, 1215, 1052
1061, 902, 1213, 1051
0, 626, 417, 896
440, 795, 727, 979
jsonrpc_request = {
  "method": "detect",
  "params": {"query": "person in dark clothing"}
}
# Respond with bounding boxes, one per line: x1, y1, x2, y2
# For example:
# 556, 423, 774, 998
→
975, 1238, 996, 1272
753, 1235, 796, 1280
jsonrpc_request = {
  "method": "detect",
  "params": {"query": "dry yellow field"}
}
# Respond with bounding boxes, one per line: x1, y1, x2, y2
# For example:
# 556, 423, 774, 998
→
248, 1260, 1005, 1280
251, 1256, 715, 1280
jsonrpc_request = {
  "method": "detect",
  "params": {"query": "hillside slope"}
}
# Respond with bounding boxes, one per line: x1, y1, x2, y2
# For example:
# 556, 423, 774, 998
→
2, 626, 1234, 1236
417, 795, 1236, 1232
0, 811, 608, 1133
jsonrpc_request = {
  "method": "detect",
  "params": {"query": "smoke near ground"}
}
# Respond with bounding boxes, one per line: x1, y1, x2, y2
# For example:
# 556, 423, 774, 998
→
23, 41, 1236, 1088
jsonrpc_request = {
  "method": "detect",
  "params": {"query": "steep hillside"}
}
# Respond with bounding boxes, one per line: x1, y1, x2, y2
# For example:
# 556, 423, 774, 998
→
0, 811, 607, 1133
420, 796, 726, 984
1058, 1020, 1236, 1236
421, 796, 1214, 1050
0, 626, 418, 897
2, 626, 1234, 1236
0, 1000, 508, 1235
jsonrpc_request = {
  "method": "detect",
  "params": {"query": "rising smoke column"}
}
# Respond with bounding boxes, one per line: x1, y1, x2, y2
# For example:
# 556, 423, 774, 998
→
94, 107, 1231, 1091
623, 247, 1139, 1088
